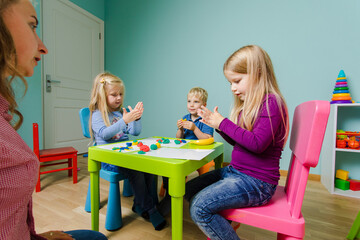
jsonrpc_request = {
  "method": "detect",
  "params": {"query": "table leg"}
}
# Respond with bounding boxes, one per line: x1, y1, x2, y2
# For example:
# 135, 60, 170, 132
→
169, 175, 186, 240
88, 158, 100, 231
214, 153, 224, 169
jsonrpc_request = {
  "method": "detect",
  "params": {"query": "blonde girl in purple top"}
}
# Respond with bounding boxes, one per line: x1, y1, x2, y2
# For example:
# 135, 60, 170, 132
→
185, 45, 289, 240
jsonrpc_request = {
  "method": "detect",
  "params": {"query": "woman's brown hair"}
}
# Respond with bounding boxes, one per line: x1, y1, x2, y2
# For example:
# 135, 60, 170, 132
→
0, 0, 28, 130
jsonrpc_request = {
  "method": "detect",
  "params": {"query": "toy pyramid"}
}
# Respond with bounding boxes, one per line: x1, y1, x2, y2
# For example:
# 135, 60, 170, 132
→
331, 70, 353, 104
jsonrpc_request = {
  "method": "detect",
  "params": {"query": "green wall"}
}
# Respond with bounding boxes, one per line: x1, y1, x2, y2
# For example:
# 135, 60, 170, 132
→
104, 0, 360, 174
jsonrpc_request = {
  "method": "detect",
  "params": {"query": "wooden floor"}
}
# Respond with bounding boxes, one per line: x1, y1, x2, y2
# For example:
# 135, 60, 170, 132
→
32, 155, 359, 240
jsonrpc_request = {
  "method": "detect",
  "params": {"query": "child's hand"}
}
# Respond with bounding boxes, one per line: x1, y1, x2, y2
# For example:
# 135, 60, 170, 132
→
123, 105, 143, 124
133, 102, 144, 120
134, 102, 144, 113
182, 120, 196, 131
177, 119, 184, 129
198, 106, 224, 130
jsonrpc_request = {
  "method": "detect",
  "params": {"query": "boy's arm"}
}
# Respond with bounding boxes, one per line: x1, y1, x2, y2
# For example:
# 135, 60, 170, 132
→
176, 119, 185, 138
192, 126, 212, 139
176, 128, 184, 138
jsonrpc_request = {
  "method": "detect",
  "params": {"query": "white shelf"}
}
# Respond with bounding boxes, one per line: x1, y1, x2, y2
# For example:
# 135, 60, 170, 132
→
320, 103, 360, 198
335, 148, 360, 153
334, 188, 360, 199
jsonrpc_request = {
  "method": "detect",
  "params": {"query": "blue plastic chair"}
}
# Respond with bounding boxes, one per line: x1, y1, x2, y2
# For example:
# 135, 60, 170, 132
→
79, 107, 133, 231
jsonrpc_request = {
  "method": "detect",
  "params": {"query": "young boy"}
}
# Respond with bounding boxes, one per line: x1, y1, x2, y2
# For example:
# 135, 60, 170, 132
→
158, 87, 214, 216
176, 87, 214, 140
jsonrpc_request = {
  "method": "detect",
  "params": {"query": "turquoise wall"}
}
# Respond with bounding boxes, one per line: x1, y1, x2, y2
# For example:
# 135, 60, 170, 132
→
69, 0, 105, 20
16, 0, 360, 175
104, 0, 360, 174
16, 0, 43, 148
16, 0, 104, 148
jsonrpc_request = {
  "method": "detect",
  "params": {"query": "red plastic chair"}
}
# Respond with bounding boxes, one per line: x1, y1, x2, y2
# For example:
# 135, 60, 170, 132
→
208, 100, 330, 240
33, 123, 78, 192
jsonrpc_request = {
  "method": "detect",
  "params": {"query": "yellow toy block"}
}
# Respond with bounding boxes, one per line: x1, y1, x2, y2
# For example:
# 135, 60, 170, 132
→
336, 169, 349, 180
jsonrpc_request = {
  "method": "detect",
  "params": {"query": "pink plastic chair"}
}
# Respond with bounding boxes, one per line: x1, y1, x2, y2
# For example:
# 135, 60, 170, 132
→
208, 100, 330, 240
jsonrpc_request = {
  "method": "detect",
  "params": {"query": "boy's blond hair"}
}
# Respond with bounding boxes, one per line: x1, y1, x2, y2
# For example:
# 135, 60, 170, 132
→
188, 87, 208, 103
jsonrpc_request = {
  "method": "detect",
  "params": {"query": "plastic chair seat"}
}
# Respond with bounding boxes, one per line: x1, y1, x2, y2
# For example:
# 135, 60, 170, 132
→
33, 123, 78, 192
220, 186, 305, 238
39, 147, 77, 158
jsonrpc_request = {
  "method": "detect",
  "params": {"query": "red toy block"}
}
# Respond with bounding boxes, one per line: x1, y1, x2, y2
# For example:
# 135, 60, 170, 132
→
349, 179, 360, 191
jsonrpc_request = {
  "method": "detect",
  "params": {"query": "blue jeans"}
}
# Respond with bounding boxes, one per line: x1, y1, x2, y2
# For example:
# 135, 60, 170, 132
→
185, 166, 277, 240
101, 163, 156, 211
64, 230, 107, 240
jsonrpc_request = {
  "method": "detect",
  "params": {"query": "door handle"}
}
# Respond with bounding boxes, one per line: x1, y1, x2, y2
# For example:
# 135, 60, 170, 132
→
46, 74, 61, 92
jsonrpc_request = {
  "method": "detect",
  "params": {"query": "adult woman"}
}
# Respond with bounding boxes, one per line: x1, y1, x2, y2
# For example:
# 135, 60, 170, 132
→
0, 0, 107, 239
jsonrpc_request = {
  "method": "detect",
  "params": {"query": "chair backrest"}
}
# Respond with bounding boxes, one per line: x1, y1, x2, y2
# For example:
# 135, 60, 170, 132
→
32, 123, 40, 158
79, 107, 91, 138
285, 100, 330, 218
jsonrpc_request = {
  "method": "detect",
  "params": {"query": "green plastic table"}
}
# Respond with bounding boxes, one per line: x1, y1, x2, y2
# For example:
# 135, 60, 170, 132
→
88, 137, 224, 240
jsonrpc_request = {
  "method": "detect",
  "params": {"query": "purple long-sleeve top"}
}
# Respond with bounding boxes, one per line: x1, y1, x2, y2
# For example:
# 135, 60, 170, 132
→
217, 94, 287, 185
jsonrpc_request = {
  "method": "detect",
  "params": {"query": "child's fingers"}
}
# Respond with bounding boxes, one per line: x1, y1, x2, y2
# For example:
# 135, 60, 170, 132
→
214, 106, 219, 113
127, 106, 133, 112
135, 102, 143, 109
123, 108, 127, 113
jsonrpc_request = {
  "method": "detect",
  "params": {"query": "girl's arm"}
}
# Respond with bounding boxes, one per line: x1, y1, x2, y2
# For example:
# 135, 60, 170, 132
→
216, 129, 236, 146
218, 99, 284, 153
123, 102, 143, 136
92, 111, 127, 140
127, 119, 142, 136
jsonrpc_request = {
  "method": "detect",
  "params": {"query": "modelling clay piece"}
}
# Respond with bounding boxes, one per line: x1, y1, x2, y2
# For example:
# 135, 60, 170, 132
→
156, 142, 161, 148
150, 144, 158, 150
138, 151, 145, 154
162, 139, 170, 144
140, 145, 150, 152
174, 140, 181, 144
137, 142, 143, 147
181, 140, 187, 143
112, 147, 120, 150
126, 142, 132, 147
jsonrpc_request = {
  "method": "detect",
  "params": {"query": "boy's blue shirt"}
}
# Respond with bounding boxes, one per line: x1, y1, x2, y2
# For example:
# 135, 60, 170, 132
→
182, 113, 214, 140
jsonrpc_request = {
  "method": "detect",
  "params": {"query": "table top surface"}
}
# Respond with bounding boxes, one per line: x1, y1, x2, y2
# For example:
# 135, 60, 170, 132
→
88, 136, 224, 177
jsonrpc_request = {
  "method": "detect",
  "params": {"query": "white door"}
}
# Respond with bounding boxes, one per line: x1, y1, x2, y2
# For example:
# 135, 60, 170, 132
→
42, 0, 104, 153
